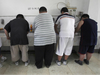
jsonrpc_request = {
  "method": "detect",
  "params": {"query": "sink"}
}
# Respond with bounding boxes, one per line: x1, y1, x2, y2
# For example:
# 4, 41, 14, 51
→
0, 30, 4, 33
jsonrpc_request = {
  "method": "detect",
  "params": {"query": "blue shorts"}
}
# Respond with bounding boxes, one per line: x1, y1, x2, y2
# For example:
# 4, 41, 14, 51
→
78, 45, 95, 54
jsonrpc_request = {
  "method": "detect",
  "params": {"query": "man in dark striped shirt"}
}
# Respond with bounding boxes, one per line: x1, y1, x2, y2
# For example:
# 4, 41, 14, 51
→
75, 14, 97, 65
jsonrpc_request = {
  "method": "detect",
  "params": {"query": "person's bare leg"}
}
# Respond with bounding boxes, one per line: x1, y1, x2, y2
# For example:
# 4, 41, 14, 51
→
79, 54, 86, 61
75, 54, 86, 65
58, 56, 62, 61
64, 55, 69, 60
56, 55, 62, 66
86, 53, 92, 61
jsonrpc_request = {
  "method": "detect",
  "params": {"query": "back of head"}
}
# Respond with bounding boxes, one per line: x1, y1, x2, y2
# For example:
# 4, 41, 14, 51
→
39, 6, 47, 13
81, 14, 89, 20
61, 7, 68, 13
16, 14, 24, 19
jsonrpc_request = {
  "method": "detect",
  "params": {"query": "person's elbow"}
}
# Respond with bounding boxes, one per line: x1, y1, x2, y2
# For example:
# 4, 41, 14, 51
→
4, 29, 7, 33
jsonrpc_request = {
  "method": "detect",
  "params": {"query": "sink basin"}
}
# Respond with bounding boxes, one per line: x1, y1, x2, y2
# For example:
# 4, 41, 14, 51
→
0, 30, 4, 33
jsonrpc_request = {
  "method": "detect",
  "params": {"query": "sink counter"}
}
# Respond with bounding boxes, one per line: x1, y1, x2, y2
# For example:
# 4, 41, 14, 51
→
0, 32, 100, 50
0, 33, 34, 46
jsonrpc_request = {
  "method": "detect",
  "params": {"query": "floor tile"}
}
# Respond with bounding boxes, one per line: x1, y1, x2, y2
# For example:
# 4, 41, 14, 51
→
92, 53, 100, 61
0, 53, 100, 75
4, 64, 28, 75
27, 65, 49, 75
49, 64, 73, 75
67, 54, 95, 75
86, 56, 100, 74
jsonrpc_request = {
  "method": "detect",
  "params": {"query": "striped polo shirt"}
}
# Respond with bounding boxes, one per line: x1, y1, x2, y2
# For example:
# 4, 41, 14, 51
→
55, 12, 75, 38
33, 13, 56, 46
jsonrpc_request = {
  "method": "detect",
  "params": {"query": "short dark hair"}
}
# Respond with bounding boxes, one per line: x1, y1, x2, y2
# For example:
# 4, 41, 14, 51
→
16, 14, 24, 19
39, 6, 47, 13
81, 14, 89, 19
61, 7, 68, 13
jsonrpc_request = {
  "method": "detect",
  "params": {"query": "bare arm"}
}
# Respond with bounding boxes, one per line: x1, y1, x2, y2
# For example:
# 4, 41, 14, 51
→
54, 24, 59, 34
4, 29, 10, 40
75, 20, 84, 33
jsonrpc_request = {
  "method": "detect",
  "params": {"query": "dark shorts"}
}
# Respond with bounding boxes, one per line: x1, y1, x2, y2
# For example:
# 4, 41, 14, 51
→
78, 45, 95, 54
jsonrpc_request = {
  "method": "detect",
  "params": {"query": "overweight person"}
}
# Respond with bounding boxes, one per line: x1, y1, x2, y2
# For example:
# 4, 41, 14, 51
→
33, 6, 56, 69
75, 14, 97, 65
4, 14, 29, 66
54, 7, 75, 66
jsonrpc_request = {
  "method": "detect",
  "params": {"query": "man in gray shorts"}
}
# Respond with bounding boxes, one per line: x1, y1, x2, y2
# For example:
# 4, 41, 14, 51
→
4, 14, 29, 66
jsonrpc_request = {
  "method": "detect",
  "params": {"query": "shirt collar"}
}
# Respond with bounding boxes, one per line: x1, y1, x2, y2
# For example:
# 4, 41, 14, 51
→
64, 12, 69, 14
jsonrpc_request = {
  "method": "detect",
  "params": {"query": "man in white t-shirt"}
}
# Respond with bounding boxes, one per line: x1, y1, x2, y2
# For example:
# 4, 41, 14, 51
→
55, 7, 75, 66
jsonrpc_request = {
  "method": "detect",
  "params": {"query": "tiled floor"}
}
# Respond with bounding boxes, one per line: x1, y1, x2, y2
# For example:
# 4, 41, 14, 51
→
0, 52, 100, 75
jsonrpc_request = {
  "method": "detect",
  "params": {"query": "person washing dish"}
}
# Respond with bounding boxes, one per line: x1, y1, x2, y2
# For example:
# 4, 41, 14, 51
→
75, 14, 97, 65
33, 6, 56, 69
4, 14, 29, 66
54, 7, 75, 66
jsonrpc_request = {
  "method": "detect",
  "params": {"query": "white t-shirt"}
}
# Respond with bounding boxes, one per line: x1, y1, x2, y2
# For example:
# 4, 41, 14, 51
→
56, 13, 75, 38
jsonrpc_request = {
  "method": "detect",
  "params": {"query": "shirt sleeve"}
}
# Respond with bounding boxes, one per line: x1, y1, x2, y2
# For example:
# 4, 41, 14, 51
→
55, 16, 60, 25
26, 21, 29, 32
4, 22, 11, 33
